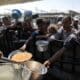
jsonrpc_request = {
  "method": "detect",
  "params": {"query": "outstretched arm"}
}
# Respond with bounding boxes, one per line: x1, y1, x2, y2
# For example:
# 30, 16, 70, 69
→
44, 47, 66, 68
49, 47, 66, 64
44, 33, 77, 68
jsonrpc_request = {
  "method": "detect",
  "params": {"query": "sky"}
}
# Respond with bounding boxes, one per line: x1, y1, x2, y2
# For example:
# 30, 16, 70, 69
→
0, 0, 80, 13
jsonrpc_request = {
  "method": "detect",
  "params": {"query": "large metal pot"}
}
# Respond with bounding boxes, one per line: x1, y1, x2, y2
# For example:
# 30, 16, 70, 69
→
36, 40, 49, 52
0, 62, 32, 80
10, 63, 32, 80
21, 65, 32, 80
0, 63, 17, 80
24, 60, 47, 80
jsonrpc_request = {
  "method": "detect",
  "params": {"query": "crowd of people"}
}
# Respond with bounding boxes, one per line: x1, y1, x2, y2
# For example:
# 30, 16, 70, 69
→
0, 15, 80, 80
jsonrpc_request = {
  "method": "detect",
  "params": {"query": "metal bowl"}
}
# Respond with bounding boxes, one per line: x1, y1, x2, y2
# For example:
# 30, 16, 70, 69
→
24, 60, 47, 75
8, 50, 32, 62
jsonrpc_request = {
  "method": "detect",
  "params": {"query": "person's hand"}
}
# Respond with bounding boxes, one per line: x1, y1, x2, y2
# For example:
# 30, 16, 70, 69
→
43, 60, 51, 68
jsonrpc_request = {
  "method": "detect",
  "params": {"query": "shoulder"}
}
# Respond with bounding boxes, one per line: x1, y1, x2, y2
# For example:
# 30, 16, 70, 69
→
32, 30, 39, 36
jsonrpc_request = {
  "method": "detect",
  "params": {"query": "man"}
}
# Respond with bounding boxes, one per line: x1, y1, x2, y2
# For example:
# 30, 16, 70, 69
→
2, 16, 15, 57
44, 31, 80, 80
50, 16, 77, 41
21, 18, 35, 40
20, 18, 50, 63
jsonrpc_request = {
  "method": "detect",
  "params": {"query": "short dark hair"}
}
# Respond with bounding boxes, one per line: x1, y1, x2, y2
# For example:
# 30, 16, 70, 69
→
36, 19, 44, 25
36, 18, 50, 26
2, 16, 10, 22
62, 16, 72, 23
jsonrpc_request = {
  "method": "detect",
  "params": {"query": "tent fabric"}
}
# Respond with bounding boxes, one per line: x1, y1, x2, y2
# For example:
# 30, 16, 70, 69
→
0, 0, 38, 5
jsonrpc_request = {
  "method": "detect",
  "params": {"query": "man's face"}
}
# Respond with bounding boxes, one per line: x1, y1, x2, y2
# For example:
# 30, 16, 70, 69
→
74, 21, 78, 26
23, 20, 32, 29
3, 17, 11, 26
63, 18, 72, 29
38, 22, 48, 33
